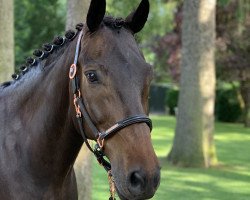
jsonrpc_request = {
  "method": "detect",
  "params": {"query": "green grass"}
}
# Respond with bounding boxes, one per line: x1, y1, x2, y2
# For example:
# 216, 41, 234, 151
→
92, 115, 250, 200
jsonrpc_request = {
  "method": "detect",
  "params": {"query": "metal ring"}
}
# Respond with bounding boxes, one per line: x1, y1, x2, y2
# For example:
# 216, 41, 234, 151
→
69, 64, 77, 79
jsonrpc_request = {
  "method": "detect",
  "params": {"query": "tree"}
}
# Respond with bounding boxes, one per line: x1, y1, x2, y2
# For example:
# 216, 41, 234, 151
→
0, 0, 14, 82
14, 0, 65, 67
66, 0, 92, 199
154, 0, 250, 126
216, 0, 250, 127
152, 2, 183, 83
167, 0, 218, 167
66, 0, 90, 30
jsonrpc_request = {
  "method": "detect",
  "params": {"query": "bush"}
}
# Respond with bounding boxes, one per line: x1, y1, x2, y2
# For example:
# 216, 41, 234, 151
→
149, 85, 169, 113
165, 88, 179, 115
215, 88, 243, 122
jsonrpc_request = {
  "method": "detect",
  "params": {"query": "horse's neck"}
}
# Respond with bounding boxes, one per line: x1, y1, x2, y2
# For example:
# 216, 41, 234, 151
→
3, 40, 82, 182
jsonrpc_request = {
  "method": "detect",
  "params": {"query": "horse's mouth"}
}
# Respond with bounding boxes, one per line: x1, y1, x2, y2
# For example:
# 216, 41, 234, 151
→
115, 184, 151, 200
115, 183, 132, 200
115, 187, 133, 200
116, 190, 128, 200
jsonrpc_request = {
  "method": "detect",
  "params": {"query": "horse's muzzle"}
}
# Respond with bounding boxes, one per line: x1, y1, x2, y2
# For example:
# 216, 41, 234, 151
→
126, 168, 161, 199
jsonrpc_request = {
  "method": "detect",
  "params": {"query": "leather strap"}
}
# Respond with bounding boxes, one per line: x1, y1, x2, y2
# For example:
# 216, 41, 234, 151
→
74, 30, 84, 65
99, 115, 152, 140
77, 97, 99, 137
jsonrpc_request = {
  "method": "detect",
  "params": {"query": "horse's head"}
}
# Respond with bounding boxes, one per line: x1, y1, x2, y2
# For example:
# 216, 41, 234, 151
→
75, 0, 160, 199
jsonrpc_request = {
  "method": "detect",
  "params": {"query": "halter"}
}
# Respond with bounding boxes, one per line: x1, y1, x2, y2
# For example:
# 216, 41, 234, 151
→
69, 30, 152, 199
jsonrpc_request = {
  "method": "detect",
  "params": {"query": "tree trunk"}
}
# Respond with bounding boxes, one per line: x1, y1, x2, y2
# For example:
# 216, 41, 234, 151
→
66, 0, 92, 199
74, 145, 92, 200
240, 79, 250, 127
167, 0, 218, 167
66, 0, 90, 30
0, 0, 14, 82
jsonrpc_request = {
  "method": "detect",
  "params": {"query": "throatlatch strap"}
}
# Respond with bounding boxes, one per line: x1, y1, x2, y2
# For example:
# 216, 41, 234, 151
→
76, 117, 94, 153
76, 116, 111, 172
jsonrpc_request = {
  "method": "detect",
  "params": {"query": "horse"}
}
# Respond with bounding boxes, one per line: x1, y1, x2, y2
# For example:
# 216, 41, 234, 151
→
0, 0, 160, 199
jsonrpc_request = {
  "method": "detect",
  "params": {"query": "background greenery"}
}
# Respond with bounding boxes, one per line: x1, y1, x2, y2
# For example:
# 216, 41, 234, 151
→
92, 115, 250, 200
14, 0, 175, 69
14, 0, 249, 125
10, 0, 250, 198
14, 0, 66, 67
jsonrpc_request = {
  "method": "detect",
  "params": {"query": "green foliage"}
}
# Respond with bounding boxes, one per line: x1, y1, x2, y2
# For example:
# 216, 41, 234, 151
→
165, 87, 179, 115
14, 0, 176, 78
217, 0, 250, 23
150, 85, 244, 120
149, 84, 170, 113
216, 88, 243, 122
107, 0, 175, 37
217, 0, 231, 6
92, 115, 250, 200
14, 0, 66, 68
107, 0, 177, 68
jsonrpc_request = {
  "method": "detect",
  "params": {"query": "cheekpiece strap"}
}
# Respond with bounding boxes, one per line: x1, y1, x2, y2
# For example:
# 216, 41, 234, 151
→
74, 30, 84, 65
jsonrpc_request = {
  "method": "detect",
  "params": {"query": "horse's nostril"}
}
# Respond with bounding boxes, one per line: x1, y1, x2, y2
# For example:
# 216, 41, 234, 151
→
130, 171, 145, 189
127, 168, 160, 199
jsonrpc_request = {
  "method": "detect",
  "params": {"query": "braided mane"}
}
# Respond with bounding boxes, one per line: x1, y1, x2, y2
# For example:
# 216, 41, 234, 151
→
1, 16, 126, 89
0, 23, 83, 89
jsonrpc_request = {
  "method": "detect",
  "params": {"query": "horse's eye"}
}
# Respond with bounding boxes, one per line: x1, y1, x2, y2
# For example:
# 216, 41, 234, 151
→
85, 71, 98, 83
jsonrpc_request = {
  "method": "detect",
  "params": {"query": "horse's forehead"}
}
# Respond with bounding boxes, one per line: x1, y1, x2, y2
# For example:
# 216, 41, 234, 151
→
85, 27, 142, 63
83, 27, 149, 84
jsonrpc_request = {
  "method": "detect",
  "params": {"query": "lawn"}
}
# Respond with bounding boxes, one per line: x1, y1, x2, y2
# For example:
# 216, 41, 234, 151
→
91, 115, 250, 200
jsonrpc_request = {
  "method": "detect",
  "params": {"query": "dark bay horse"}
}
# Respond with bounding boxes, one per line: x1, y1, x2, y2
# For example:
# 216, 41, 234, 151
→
0, 0, 160, 199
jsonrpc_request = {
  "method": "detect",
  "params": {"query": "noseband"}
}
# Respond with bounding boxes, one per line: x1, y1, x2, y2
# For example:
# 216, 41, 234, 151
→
69, 30, 152, 199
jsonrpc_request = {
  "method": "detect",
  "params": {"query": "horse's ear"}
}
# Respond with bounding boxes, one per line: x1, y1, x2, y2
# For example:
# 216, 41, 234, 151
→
125, 0, 150, 34
86, 0, 106, 32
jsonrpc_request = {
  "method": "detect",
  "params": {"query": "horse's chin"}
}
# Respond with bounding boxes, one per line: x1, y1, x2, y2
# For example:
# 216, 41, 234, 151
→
113, 179, 131, 200
115, 183, 151, 200
116, 189, 128, 200
116, 189, 151, 200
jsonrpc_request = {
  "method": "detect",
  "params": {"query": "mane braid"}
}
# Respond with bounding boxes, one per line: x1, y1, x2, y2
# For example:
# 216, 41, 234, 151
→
103, 16, 126, 30
0, 24, 84, 89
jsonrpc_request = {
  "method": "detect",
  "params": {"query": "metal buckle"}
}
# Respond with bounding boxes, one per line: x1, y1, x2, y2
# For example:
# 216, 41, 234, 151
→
73, 90, 82, 118
97, 134, 105, 149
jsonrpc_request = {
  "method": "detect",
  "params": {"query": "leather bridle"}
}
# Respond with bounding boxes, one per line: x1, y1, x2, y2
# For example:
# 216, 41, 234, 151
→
69, 30, 153, 199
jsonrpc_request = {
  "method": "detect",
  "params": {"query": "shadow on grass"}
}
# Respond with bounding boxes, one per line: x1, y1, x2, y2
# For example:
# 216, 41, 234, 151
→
156, 157, 250, 200
215, 122, 250, 135
91, 116, 250, 200
152, 116, 250, 200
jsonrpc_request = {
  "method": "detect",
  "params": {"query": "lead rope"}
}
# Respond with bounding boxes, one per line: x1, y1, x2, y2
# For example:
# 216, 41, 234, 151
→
69, 30, 116, 200
108, 170, 116, 200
